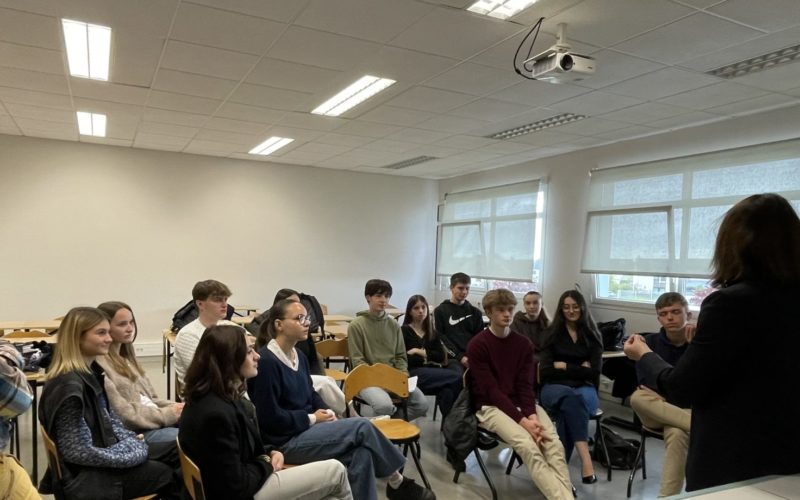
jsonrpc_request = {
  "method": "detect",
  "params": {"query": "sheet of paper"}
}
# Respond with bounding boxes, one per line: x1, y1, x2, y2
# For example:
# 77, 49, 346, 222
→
408, 375, 418, 393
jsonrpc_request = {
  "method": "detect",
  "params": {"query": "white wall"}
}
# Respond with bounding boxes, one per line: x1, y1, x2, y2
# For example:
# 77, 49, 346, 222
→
0, 135, 439, 345
438, 103, 800, 334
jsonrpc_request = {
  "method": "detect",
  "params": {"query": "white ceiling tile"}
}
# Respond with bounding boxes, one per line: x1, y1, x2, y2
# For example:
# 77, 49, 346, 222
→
646, 110, 724, 129
134, 132, 192, 149
675, 0, 724, 7
185, 0, 307, 23
0, 88, 73, 109
602, 67, 718, 100
360, 139, 422, 153
171, 3, 287, 55
16, 117, 77, 135
390, 6, 520, 59
313, 156, 359, 169
424, 62, 520, 96
71, 98, 141, 116
153, 69, 238, 100
276, 112, 347, 132
549, 90, 644, 115
110, 32, 165, 87
142, 108, 210, 127
246, 58, 343, 94
316, 133, 375, 147
0, 41, 63, 75
545, 0, 695, 47
80, 136, 132, 147
260, 125, 325, 142
786, 87, 800, 97
138, 121, 200, 138
228, 83, 312, 111
295, 0, 432, 43
552, 117, 630, 136
0, 8, 61, 49
383, 127, 452, 144
203, 117, 266, 134
355, 46, 459, 87
412, 144, 468, 157
278, 150, 336, 163
705, 93, 799, 116
184, 139, 243, 155
729, 62, 800, 92
58, 0, 178, 38
104, 114, 140, 140
358, 105, 436, 127
657, 82, 768, 109
489, 80, 589, 106
0, 0, 58, 16
505, 129, 584, 146
0, 67, 69, 95
215, 102, 285, 124
147, 90, 221, 114
334, 120, 402, 138
576, 50, 666, 89
449, 97, 535, 122
267, 26, 381, 71
160, 40, 259, 80
613, 12, 762, 65
4, 103, 74, 123
433, 134, 498, 149
593, 124, 659, 141
24, 128, 79, 141
416, 114, 491, 134
708, 0, 800, 32
2, 121, 31, 135
386, 86, 475, 113
476, 141, 540, 155
70, 79, 150, 105
194, 128, 261, 145
600, 102, 690, 124
292, 142, 352, 156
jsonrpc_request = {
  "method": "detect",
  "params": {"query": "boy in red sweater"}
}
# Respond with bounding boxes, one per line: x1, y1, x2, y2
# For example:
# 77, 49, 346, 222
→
467, 289, 573, 499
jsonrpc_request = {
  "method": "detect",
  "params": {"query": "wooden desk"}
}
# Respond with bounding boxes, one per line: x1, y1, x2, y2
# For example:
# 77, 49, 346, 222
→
4, 334, 57, 344
602, 350, 626, 359
0, 320, 61, 333
234, 305, 260, 316
232, 315, 254, 325
324, 315, 353, 323
325, 322, 349, 340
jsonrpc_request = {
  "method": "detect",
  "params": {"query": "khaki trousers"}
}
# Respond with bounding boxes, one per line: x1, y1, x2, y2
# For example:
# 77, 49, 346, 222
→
476, 405, 573, 500
630, 389, 691, 497
0, 453, 40, 500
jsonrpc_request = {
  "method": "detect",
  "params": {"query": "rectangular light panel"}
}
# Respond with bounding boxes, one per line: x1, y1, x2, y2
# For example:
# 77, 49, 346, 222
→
62, 19, 111, 81
77, 111, 107, 137
467, 0, 539, 20
311, 75, 395, 117
249, 136, 294, 156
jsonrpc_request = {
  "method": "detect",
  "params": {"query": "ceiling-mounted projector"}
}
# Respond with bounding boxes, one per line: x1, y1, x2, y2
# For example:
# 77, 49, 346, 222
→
524, 23, 596, 83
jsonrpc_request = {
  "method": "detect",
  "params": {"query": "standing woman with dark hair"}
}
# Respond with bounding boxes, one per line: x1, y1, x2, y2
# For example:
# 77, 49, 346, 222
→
179, 324, 352, 500
511, 291, 551, 349
401, 295, 463, 418
38, 307, 173, 499
538, 290, 603, 484
96, 301, 183, 444
625, 193, 800, 491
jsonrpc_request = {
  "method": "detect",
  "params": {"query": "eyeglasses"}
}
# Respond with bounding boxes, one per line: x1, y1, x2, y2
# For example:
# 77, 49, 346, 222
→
562, 305, 581, 311
283, 314, 311, 324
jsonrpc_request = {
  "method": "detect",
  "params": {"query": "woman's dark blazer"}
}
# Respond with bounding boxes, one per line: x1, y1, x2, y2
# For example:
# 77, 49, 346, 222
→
638, 281, 800, 491
179, 392, 274, 500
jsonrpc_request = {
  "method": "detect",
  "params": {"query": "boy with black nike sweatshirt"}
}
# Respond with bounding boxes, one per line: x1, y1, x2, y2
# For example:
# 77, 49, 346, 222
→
433, 272, 484, 368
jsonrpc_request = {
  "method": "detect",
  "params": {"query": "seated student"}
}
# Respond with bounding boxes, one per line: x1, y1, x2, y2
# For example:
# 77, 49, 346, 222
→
434, 272, 484, 369
347, 279, 429, 420
179, 324, 352, 500
256, 288, 346, 416
97, 301, 183, 444
249, 299, 435, 500
511, 291, 551, 351
538, 290, 603, 484
1, 339, 38, 499
38, 307, 174, 500
175, 279, 238, 386
468, 289, 573, 499
629, 292, 693, 497
401, 294, 462, 418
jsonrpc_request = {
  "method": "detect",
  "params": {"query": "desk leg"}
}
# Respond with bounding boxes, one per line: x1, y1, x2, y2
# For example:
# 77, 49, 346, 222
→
166, 352, 172, 400
30, 381, 39, 487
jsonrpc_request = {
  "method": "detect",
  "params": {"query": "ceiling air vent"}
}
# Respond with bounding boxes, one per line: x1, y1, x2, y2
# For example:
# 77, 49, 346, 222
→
706, 44, 800, 79
488, 113, 587, 140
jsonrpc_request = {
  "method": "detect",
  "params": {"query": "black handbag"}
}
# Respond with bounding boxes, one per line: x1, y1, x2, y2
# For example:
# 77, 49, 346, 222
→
597, 318, 626, 351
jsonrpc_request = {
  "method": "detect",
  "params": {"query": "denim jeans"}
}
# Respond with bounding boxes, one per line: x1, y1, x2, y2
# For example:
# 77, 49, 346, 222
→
540, 383, 598, 461
142, 426, 179, 445
357, 387, 429, 421
280, 417, 406, 500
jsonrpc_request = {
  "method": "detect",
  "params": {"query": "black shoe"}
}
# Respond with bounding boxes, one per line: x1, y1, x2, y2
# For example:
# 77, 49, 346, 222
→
572, 486, 578, 498
582, 474, 597, 484
476, 434, 499, 450
386, 478, 436, 500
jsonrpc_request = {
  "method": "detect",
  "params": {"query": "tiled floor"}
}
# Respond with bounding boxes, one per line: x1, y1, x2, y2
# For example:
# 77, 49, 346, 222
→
14, 357, 666, 499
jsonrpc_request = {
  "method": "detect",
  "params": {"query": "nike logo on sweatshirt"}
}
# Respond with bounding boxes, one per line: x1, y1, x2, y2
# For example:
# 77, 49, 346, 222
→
448, 315, 471, 326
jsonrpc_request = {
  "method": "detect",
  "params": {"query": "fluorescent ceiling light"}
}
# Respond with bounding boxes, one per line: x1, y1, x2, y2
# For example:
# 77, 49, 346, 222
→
488, 113, 587, 140
467, 0, 539, 20
62, 19, 111, 80
707, 43, 800, 79
76, 111, 107, 137
311, 75, 395, 117
249, 136, 294, 156
382, 156, 439, 170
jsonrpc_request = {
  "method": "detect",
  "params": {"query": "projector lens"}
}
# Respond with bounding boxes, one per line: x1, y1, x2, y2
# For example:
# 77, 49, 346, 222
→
560, 54, 574, 70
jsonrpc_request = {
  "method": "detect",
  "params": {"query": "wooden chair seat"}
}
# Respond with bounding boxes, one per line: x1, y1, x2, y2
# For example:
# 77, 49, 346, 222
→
325, 367, 347, 382
372, 419, 421, 442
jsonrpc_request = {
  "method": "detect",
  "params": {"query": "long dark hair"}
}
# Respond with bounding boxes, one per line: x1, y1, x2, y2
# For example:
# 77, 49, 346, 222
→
257, 298, 299, 348
542, 290, 601, 348
97, 301, 145, 381
273, 288, 299, 303
183, 324, 248, 403
711, 193, 800, 287
402, 294, 433, 340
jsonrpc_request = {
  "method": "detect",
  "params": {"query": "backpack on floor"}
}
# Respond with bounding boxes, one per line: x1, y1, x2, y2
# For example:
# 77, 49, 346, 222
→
593, 424, 641, 470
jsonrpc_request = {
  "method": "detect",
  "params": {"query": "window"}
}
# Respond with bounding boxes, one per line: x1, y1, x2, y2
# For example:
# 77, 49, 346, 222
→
585, 139, 800, 306
437, 180, 545, 291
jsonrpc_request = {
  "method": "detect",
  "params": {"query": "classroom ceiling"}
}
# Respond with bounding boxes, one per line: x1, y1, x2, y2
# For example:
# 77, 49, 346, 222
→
1, 0, 799, 179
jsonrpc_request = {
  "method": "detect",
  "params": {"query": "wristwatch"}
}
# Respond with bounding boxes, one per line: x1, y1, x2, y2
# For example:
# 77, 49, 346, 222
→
260, 454, 271, 464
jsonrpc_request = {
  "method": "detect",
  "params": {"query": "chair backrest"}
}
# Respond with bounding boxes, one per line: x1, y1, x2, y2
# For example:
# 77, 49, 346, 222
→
343, 363, 408, 403
315, 338, 349, 359
177, 439, 206, 500
5, 330, 50, 338
40, 425, 63, 480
